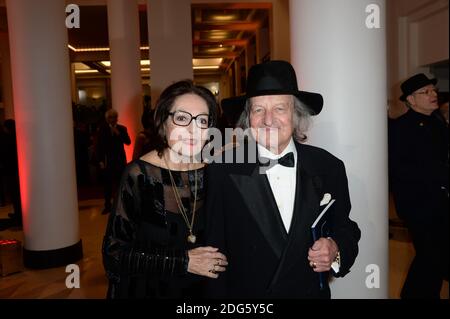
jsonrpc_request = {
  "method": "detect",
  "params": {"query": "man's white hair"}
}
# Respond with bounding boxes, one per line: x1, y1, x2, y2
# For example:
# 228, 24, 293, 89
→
105, 109, 118, 119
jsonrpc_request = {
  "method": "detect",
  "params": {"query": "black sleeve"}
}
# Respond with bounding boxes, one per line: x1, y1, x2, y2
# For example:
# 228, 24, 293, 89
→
330, 160, 361, 278
119, 126, 131, 145
102, 165, 188, 281
203, 163, 228, 298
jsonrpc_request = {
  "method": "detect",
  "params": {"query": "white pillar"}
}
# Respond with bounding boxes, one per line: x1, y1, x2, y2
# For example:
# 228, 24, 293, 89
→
6, 0, 82, 267
0, 32, 14, 119
147, 0, 193, 107
291, 0, 388, 298
107, 0, 142, 162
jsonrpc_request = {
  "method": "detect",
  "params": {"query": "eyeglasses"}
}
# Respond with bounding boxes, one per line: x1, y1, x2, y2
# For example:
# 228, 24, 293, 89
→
414, 88, 439, 96
169, 110, 210, 129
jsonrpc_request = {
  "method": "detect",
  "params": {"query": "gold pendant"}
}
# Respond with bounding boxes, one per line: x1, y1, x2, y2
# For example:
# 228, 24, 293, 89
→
187, 234, 196, 244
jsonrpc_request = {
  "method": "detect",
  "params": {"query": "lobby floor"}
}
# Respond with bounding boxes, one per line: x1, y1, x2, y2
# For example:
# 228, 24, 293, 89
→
0, 199, 448, 299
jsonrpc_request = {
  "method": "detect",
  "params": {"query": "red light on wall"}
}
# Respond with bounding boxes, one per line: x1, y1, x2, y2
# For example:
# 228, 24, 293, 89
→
15, 122, 28, 226
120, 100, 141, 163
0, 240, 20, 246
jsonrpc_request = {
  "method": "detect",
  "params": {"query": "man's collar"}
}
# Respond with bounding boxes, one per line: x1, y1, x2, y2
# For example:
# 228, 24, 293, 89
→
258, 138, 297, 162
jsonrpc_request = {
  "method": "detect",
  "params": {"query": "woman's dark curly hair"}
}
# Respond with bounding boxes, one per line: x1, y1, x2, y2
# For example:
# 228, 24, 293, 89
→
153, 80, 218, 156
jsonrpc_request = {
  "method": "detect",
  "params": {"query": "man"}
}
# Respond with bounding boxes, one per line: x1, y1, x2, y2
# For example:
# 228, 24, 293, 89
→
205, 60, 360, 298
389, 73, 448, 299
96, 109, 131, 214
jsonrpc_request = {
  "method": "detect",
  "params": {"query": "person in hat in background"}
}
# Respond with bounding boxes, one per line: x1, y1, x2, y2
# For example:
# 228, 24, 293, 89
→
204, 60, 360, 298
388, 73, 449, 299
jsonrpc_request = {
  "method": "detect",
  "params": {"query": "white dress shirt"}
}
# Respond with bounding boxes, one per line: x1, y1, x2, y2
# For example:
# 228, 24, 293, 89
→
258, 139, 340, 272
258, 138, 297, 232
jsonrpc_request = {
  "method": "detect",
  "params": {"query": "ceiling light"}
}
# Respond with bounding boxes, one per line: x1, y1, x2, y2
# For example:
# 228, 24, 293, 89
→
75, 70, 100, 74
100, 60, 150, 68
193, 65, 220, 70
211, 14, 238, 22
73, 62, 91, 70
193, 58, 223, 67
68, 45, 149, 52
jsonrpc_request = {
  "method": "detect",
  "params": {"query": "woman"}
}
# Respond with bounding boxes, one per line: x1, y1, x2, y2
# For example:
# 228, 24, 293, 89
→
102, 80, 228, 298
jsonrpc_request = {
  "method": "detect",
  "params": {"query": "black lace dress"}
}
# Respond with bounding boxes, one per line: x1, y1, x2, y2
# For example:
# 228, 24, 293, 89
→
102, 160, 206, 298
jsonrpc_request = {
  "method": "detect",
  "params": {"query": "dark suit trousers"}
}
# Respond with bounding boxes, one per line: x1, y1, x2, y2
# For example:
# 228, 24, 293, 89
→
102, 167, 123, 210
401, 189, 449, 299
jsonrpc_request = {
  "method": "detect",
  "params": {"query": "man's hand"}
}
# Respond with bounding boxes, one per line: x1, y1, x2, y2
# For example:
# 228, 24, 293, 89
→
99, 161, 105, 170
188, 246, 228, 279
308, 237, 338, 272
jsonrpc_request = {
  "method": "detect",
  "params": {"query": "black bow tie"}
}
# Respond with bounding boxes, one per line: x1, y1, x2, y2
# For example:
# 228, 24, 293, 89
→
259, 152, 295, 168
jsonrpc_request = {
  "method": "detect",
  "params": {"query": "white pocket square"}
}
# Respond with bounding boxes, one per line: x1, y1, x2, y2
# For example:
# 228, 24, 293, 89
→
320, 193, 332, 206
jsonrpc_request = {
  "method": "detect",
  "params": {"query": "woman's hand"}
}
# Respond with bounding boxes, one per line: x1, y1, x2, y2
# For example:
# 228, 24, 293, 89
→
188, 246, 228, 279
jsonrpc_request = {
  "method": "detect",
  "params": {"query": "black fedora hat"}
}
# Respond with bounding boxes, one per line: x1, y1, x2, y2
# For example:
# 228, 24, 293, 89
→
221, 60, 323, 116
399, 73, 437, 101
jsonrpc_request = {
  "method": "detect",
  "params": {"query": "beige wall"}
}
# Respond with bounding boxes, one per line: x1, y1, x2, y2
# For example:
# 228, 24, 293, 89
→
387, 0, 449, 118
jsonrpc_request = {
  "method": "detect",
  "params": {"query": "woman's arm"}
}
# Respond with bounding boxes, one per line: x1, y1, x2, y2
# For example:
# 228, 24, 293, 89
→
102, 166, 189, 279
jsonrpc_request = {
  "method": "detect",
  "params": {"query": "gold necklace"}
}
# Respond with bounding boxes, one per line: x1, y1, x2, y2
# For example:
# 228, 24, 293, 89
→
163, 155, 198, 244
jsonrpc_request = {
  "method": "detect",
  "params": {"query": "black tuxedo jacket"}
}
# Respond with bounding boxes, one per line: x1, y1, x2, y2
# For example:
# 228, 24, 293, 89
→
95, 123, 131, 170
205, 141, 360, 299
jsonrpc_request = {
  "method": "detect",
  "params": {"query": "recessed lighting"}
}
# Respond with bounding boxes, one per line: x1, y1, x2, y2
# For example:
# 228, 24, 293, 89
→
211, 14, 238, 22
75, 69, 99, 74
69, 45, 149, 52
193, 66, 220, 70
100, 60, 150, 68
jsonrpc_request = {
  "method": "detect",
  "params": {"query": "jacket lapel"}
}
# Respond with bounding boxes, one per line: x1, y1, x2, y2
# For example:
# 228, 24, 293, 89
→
229, 163, 288, 260
268, 143, 321, 289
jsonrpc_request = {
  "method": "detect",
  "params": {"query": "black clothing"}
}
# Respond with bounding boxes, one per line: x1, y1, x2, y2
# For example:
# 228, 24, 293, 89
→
102, 160, 206, 298
96, 123, 131, 170
132, 129, 157, 160
2, 125, 21, 221
95, 123, 131, 210
389, 109, 449, 299
74, 126, 91, 186
205, 142, 360, 298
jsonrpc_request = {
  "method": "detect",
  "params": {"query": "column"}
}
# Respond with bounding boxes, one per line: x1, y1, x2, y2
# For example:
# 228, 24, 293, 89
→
147, 0, 193, 107
107, 0, 142, 161
0, 32, 14, 119
291, 0, 388, 298
6, 0, 82, 268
